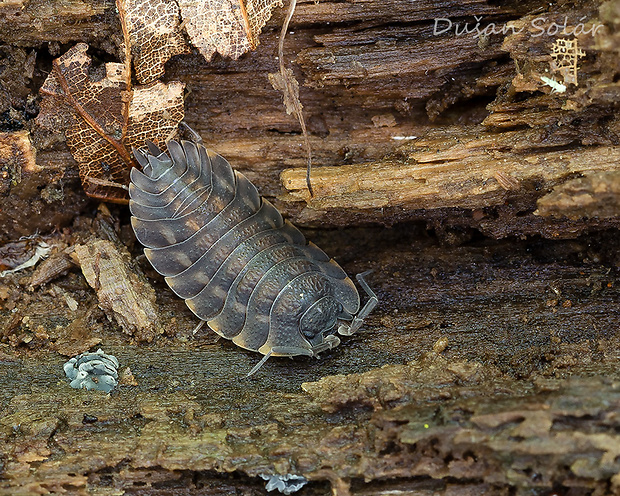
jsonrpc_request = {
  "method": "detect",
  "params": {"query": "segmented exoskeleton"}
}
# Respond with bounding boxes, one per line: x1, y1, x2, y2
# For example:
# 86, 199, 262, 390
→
129, 129, 377, 375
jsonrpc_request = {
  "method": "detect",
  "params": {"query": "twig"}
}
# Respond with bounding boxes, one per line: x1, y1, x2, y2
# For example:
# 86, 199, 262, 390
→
115, 0, 133, 142
278, 0, 313, 196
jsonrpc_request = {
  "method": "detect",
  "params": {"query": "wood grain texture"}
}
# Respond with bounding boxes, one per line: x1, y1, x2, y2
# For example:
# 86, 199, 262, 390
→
2, 0, 616, 237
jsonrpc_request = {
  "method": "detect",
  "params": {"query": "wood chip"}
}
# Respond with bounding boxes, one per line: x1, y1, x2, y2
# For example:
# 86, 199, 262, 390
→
74, 239, 160, 342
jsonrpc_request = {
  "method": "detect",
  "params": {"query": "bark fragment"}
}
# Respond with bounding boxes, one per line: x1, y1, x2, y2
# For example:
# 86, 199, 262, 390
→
73, 239, 160, 341
536, 171, 620, 220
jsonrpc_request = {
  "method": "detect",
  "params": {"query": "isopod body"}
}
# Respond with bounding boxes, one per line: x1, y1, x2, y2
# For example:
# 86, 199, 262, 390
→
129, 133, 376, 373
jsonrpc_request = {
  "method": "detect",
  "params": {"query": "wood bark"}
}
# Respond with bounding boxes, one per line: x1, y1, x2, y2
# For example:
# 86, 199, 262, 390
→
1, 0, 618, 239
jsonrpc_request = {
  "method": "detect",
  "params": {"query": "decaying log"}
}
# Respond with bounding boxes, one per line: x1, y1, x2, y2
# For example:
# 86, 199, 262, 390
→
1, 0, 620, 494
280, 127, 620, 235
0, 0, 617, 239
1, 219, 619, 493
2, 353, 620, 495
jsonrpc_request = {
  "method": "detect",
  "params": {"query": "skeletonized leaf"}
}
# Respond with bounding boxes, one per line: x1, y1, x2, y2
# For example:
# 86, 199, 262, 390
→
121, 0, 283, 82
39, 43, 185, 203
127, 81, 186, 146
179, 0, 283, 61
40, 44, 130, 203
123, 0, 190, 84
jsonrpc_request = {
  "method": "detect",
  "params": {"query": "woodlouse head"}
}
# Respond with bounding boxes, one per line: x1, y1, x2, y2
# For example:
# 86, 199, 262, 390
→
299, 296, 345, 344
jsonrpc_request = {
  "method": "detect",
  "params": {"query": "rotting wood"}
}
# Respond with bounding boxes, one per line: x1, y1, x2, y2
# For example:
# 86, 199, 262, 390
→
0, 0, 620, 493
0, 131, 90, 242
280, 127, 620, 235
2, 0, 618, 238
1, 224, 620, 494
73, 239, 160, 342
1, 358, 620, 494
535, 170, 620, 220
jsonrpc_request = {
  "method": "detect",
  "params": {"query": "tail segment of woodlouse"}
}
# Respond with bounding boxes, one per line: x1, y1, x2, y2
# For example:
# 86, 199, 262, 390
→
129, 127, 377, 376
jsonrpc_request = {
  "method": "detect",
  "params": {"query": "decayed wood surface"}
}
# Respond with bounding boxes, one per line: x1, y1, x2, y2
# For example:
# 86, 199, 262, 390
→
281, 128, 620, 233
73, 239, 160, 342
1, 227, 620, 495
0, 0, 620, 494
0, 0, 618, 239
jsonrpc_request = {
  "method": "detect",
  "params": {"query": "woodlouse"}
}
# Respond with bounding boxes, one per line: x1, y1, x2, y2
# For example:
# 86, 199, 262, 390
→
129, 129, 377, 375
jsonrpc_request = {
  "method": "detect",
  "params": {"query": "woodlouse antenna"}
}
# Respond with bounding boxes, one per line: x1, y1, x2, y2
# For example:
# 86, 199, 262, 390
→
338, 271, 378, 336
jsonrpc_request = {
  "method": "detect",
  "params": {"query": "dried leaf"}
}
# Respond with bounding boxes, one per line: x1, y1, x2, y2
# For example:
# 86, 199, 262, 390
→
29, 248, 76, 289
122, 0, 282, 69
123, 0, 190, 84
0, 236, 50, 277
39, 43, 185, 203
268, 68, 301, 116
127, 81, 186, 147
179, 0, 283, 61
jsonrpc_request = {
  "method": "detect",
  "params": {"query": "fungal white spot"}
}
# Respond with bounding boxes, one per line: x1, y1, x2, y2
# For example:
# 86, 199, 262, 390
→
63, 349, 119, 393
260, 474, 308, 494
391, 135, 417, 141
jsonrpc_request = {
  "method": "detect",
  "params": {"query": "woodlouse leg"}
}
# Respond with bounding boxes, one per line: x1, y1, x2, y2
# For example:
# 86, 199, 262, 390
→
192, 320, 206, 335
310, 334, 341, 355
247, 346, 314, 377
337, 270, 378, 337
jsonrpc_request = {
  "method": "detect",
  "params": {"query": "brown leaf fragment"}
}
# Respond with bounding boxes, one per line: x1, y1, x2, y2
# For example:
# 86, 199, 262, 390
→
179, 0, 282, 61
535, 171, 620, 220
268, 68, 301, 117
38, 43, 185, 203
243, 0, 283, 48
122, 0, 190, 84
73, 239, 160, 342
39, 43, 132, 203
